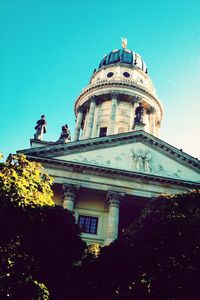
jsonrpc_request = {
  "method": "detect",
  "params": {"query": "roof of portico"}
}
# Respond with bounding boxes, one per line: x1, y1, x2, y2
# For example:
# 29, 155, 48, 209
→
18, 130, 200, 174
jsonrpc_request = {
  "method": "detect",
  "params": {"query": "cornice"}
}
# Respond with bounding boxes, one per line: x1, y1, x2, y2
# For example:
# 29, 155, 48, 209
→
25, 155, 200, 189
74, 79, 163, 118
18, 131, 200, 173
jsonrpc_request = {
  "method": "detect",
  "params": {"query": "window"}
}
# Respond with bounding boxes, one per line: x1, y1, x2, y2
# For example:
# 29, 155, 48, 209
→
99, 127, 107, 137
78, 215, 98, 234
122, 51, 133, 64
99, 56, 107, 68
123, 72, 130, 78
107, 72, 114, 78
109, 51, 119, 64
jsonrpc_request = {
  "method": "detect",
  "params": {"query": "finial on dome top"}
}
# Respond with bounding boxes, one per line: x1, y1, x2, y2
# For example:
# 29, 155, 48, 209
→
121, 37, 127, 49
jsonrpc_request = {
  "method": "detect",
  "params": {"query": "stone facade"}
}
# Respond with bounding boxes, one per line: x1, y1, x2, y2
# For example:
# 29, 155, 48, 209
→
18, 44, 200, 246
73, 61, 163, 140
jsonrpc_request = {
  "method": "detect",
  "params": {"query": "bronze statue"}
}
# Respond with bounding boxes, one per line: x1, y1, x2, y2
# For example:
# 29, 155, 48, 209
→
134, 102, 145, 124
34, 115, 47, 140
58, 124, 71, 143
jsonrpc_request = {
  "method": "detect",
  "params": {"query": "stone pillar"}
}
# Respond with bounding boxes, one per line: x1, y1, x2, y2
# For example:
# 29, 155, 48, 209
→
156, 120, 161, 138
85, 96, 96, 139
62, 184, 79, 211
91, 100, 101, 138
105, 191, 125, 244
81, 109, 89, 139
73, 107, 83, 141
151, 108, 156, 135
107, 93, 119, 135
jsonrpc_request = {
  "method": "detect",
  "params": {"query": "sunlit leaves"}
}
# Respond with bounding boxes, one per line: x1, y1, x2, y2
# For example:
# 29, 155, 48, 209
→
0, 154, 54, 208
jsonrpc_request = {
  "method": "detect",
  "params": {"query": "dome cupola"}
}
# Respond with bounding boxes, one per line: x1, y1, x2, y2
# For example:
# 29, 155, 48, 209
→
73, 39, 164, 142
98, 47, 147, 73
98, 38, 147, 73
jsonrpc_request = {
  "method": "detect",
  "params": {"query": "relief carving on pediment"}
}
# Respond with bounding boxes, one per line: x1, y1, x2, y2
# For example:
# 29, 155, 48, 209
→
157, 164, 182, 178
130, 148, 152, 173
67, 147, 184, 179
74, 154, 111, 167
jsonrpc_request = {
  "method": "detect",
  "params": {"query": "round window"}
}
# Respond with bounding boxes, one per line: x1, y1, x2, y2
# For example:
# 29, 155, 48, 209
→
123, 72, 130, 78
107, 72, 114, 78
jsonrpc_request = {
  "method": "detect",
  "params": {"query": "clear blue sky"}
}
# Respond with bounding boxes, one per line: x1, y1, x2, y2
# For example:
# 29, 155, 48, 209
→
0, 0, 200, 160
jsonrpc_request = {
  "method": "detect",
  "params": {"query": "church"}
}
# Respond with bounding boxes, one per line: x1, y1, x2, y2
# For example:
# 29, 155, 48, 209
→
18, 40, 200, 246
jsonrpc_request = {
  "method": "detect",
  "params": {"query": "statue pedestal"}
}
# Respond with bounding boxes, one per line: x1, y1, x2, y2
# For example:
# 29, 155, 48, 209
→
133, 122, 146, 131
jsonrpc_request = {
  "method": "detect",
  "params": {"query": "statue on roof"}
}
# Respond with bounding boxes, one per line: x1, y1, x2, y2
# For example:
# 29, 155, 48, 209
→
34, 115, 47, 140
57, 124, 71, 143
121, 37, 127, 49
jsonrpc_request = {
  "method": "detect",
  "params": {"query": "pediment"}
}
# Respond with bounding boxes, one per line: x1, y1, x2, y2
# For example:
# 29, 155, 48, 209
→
19, 132, 200, 183
54, 141, 200, 183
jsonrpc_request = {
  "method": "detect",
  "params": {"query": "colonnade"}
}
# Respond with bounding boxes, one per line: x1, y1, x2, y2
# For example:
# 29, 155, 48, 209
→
62, 184, 125, 244
73, 94, 158, 142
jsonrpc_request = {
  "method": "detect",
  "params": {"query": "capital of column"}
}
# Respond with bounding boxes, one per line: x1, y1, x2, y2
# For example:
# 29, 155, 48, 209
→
131, 95, 142, 105
111, 93, 120, 101
96, 98, 102, 106
77, 106, 83, 113
63, 184, 80, 200
89, 95, 97, 103
106, 191, 125, 207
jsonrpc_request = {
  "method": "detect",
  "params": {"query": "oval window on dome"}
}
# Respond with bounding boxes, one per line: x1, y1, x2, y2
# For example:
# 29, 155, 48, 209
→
107, 72, 114, 78
123, 72, 130, 78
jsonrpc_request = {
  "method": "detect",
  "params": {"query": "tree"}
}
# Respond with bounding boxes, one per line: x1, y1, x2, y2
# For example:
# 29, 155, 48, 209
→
80, 190, 200, 299
0, 154, 86, 299
0, 153, 54, 209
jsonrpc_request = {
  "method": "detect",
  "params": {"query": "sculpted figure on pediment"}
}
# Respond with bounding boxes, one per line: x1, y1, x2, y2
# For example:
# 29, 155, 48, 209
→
135, 149, 144, 171
157, 164, 182, 178
130, 148, 152, 173
73, 154, 111, 167
144, 150, 152, 172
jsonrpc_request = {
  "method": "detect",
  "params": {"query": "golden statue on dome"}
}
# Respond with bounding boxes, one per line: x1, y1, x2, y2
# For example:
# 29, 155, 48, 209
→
121, 37, 127, 49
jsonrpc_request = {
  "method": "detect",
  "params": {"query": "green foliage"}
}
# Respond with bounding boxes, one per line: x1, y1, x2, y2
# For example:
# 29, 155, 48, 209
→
33, 280, 49, 300
77, 190, 200, 299
0, 235, 49, 299
0, 154, 54, 209
0, 203, 86, 299
0, 154, 86, 299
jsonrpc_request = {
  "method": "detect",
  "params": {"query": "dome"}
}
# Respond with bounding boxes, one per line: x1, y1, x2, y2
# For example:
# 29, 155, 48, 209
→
98, 48, 147, 73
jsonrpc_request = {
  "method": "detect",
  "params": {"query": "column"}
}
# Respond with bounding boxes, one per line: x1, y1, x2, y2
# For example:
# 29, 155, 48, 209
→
84, 96, 96, 139
73, 107, 83, 141
62, 184, 79, 211
91, 100, 101, 138
105, 191, 125, 244
151, 108, 156, 135
156, 120, 161, 138
107, 93, 119, 135
81, 109, 89, 139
